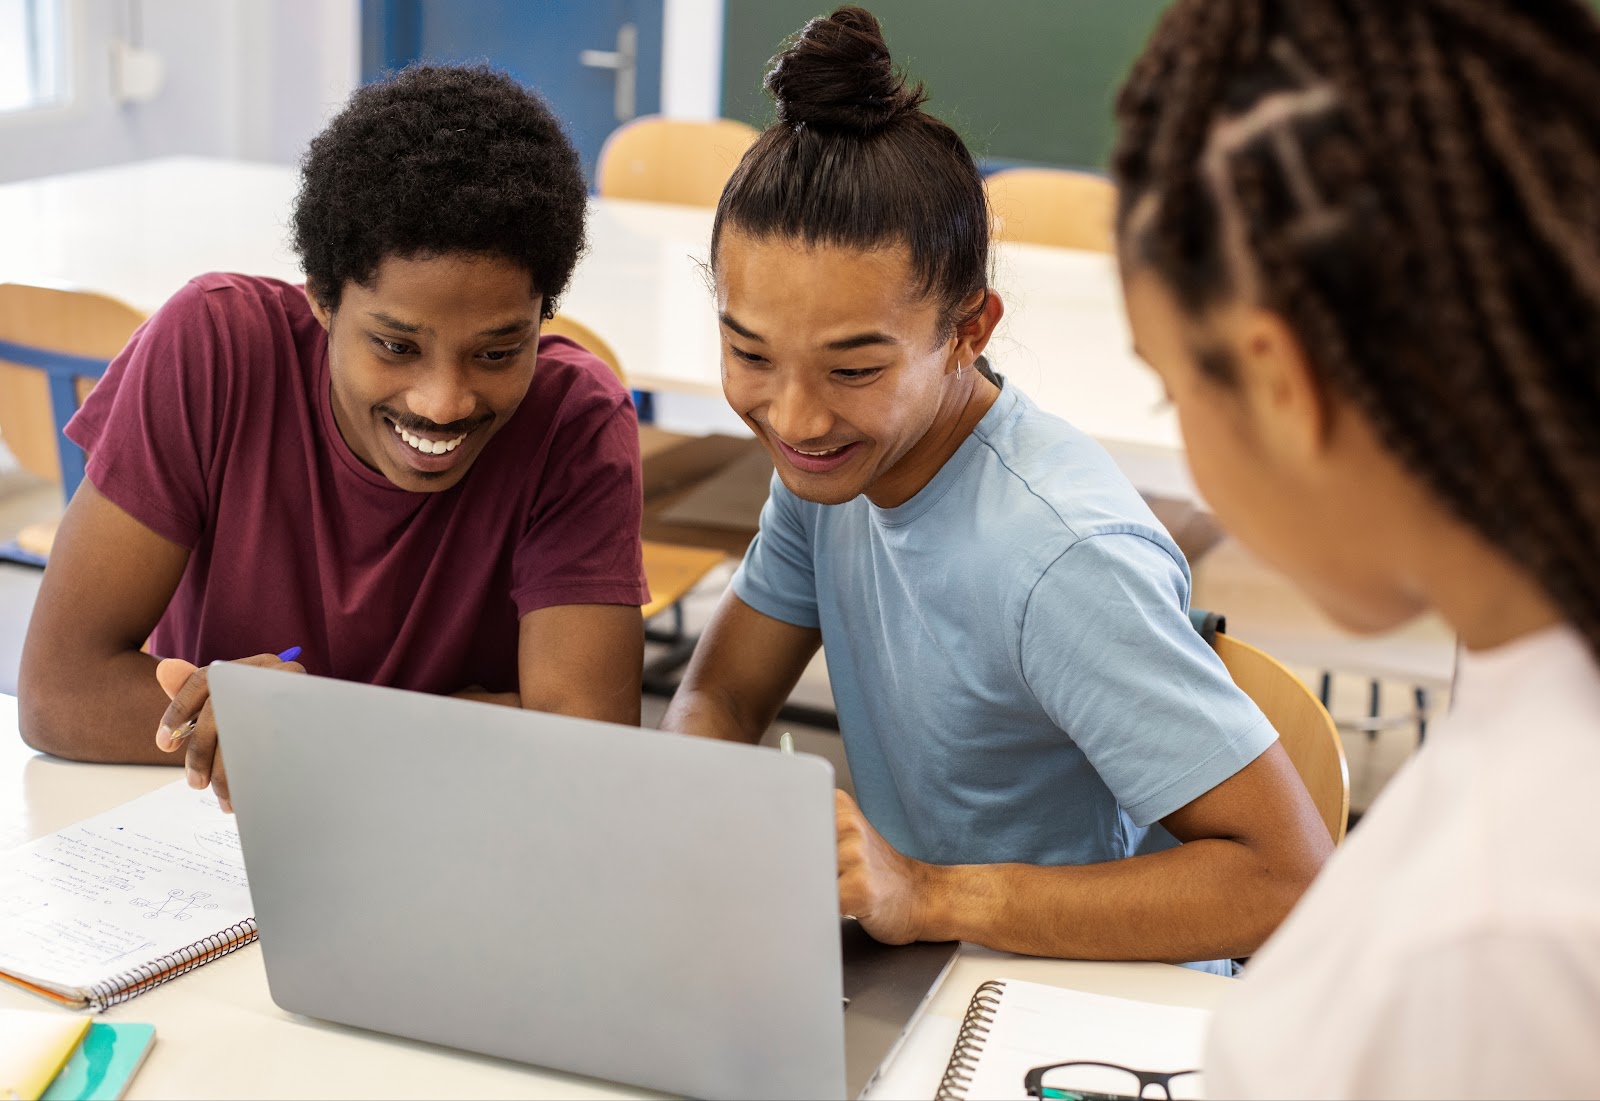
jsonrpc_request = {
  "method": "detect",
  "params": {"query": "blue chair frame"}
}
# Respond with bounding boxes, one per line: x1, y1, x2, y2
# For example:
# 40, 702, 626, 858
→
0, 338, 111, 503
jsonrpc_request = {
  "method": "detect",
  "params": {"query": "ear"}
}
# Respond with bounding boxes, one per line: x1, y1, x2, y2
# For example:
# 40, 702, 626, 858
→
303, 284, 334, 331
949, 289, 1006, 373
1227, 307, 1333, 465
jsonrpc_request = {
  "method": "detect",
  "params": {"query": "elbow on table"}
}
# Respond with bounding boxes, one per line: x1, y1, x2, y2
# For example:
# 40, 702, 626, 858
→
18, 699, 73, 759
16, 682, 102, 762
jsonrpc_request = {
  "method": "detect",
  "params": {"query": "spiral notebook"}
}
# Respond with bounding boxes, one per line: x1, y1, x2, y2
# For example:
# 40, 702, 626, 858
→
0, 782, 256, 1010
935, 978, 1211, 1101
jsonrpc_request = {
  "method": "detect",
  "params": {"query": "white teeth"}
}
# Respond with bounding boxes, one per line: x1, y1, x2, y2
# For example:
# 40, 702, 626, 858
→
794, 445, 844, 457
391, 421, 467, 456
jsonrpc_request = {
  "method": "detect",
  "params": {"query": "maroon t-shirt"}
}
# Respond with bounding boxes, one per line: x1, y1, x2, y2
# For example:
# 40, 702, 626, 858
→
66, 273, 648, 695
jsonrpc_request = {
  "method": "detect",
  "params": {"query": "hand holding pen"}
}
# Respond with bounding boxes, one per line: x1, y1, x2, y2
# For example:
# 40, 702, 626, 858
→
154, 646, 305, 813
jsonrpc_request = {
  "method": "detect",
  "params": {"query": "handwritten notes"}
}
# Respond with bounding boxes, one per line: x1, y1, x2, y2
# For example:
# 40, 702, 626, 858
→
0, 782, 254, 997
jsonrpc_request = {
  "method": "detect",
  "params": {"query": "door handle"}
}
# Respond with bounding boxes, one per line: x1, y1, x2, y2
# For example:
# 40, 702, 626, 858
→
579, 22, 638, 122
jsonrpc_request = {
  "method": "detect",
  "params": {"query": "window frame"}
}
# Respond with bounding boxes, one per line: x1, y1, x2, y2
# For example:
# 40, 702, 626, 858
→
0, 0, 77, 125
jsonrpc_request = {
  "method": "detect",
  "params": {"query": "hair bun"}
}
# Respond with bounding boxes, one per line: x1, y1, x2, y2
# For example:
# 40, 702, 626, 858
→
765, 6, 926, 134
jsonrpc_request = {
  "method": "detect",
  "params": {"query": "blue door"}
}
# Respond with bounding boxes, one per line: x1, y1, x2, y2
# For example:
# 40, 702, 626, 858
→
361, 0, 665, 186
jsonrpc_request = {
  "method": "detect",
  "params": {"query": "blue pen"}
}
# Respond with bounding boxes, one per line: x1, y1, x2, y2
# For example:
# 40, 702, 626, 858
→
167, 646, 303, 743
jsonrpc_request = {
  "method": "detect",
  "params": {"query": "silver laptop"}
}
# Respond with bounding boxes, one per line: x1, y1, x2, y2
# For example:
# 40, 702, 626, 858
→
209, 665, 955, 1100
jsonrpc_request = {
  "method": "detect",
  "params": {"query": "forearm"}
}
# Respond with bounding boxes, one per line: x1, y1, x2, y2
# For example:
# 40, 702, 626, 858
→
516, 604, 645, 726
916, 838, 1309, 962
523, 673, 641, 726
18, 647, 179, 765
659, 593, 818, 744
659, 683, 769, 743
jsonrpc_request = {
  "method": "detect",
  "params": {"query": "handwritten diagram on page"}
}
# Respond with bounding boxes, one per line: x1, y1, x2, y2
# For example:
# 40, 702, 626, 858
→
0, 782, 254, 991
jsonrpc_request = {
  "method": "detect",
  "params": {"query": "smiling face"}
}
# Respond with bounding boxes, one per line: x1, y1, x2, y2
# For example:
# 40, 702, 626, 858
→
309, 252, 543, 493
715, 230, 996, 508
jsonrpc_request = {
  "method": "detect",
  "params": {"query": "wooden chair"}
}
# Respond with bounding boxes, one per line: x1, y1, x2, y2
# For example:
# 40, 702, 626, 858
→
542, 314, 623, 379
984, 167, 1118, 253
0, 283, 146, 561
1213, 631, 1351, 843
596, 116, 760, 207
543, 313, 729, 633
543, 311, 648, 422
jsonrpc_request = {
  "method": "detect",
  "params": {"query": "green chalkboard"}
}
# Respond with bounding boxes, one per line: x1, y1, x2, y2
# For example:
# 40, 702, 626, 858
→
720, 1, 1175, 171
723, 1, 1600, 170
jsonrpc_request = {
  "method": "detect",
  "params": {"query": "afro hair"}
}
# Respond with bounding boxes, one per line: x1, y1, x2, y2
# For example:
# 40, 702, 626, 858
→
293, 63, 587, 318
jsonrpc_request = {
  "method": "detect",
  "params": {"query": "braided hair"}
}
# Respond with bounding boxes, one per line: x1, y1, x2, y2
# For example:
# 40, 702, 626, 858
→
1112, 0, 1600, 661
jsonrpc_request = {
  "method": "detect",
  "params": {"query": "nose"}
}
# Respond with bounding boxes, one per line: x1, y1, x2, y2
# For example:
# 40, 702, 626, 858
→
406, 362, 479, 429
764, 375, 835, 446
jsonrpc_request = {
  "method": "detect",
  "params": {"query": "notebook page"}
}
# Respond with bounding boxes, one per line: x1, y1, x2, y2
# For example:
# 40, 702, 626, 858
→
0, 782, 253, 993
961, 979, 1210, 1101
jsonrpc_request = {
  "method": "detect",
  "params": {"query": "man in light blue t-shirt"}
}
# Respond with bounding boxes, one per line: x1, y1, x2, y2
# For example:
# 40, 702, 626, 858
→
668, 77, 1332, 970
735, 375, 1272, 876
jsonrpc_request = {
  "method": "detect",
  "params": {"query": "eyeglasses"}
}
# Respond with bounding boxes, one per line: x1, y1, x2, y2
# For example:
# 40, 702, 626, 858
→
1023, 1060, 1203, 1100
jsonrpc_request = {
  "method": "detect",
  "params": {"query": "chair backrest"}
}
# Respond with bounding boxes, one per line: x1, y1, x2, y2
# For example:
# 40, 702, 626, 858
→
0, 283, 145, 495
596, 116, 760, 207
985, 167, 1118, 253
543, 314, 626, 384
1213, 632, 1350, 843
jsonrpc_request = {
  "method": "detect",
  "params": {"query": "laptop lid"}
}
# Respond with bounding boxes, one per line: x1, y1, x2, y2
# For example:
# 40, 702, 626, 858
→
210, 665, 847, 1101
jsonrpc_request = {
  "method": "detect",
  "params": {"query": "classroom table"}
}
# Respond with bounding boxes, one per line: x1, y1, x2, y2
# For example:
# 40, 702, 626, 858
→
0, 156, 1196, 502
0, 692, 1232, 1099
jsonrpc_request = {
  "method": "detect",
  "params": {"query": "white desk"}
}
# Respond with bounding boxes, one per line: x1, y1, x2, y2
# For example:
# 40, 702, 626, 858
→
0, 156, 1195, 501
0, 693, 1230, 1099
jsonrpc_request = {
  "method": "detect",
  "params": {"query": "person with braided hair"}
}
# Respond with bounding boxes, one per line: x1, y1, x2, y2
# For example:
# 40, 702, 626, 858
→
1112, 0, 1600, 1094
665, 6, 1333, 972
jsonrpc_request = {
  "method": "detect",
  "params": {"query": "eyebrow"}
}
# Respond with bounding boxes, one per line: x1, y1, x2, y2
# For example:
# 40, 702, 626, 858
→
825, 331, 898, 352
480, 320, 534, 338
720, 313, 762, 342
368, 313, 534, 339
719, 313, 900, 352
370, 311, 425, 335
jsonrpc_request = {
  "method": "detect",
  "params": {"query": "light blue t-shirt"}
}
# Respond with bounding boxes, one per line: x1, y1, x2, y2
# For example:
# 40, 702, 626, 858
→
732, 378, 1275, 873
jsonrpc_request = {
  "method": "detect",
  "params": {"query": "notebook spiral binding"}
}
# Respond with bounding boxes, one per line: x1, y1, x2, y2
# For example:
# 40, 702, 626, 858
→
84, 918, 258, 1011
935, 978, 1007, 1101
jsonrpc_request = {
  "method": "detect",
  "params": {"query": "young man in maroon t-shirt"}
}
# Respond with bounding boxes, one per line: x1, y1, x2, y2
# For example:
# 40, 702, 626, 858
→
18, 65, 650, 810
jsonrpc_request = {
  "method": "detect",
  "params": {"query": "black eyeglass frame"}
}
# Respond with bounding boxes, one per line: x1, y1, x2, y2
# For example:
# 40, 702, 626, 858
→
1023, 1059, 1201, 1100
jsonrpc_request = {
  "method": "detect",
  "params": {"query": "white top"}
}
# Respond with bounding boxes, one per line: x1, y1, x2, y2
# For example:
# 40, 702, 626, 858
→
1207, 624, 1600, 1100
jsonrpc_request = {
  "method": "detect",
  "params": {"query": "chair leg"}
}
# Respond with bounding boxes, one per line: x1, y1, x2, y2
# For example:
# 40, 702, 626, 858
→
1415, 686, 1430, 745
1318, 671, 1332, 708
1367, 679, 1381, 741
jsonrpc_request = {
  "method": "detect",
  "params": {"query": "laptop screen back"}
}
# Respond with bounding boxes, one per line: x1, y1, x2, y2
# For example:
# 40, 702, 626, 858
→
211, 665, 847, 1100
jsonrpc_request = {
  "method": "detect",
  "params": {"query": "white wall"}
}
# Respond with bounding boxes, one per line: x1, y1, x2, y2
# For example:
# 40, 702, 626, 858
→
0, 0, 359, 184
0, 0, 724, 185
232, 0, 363, 166
662, 0, 724, 121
